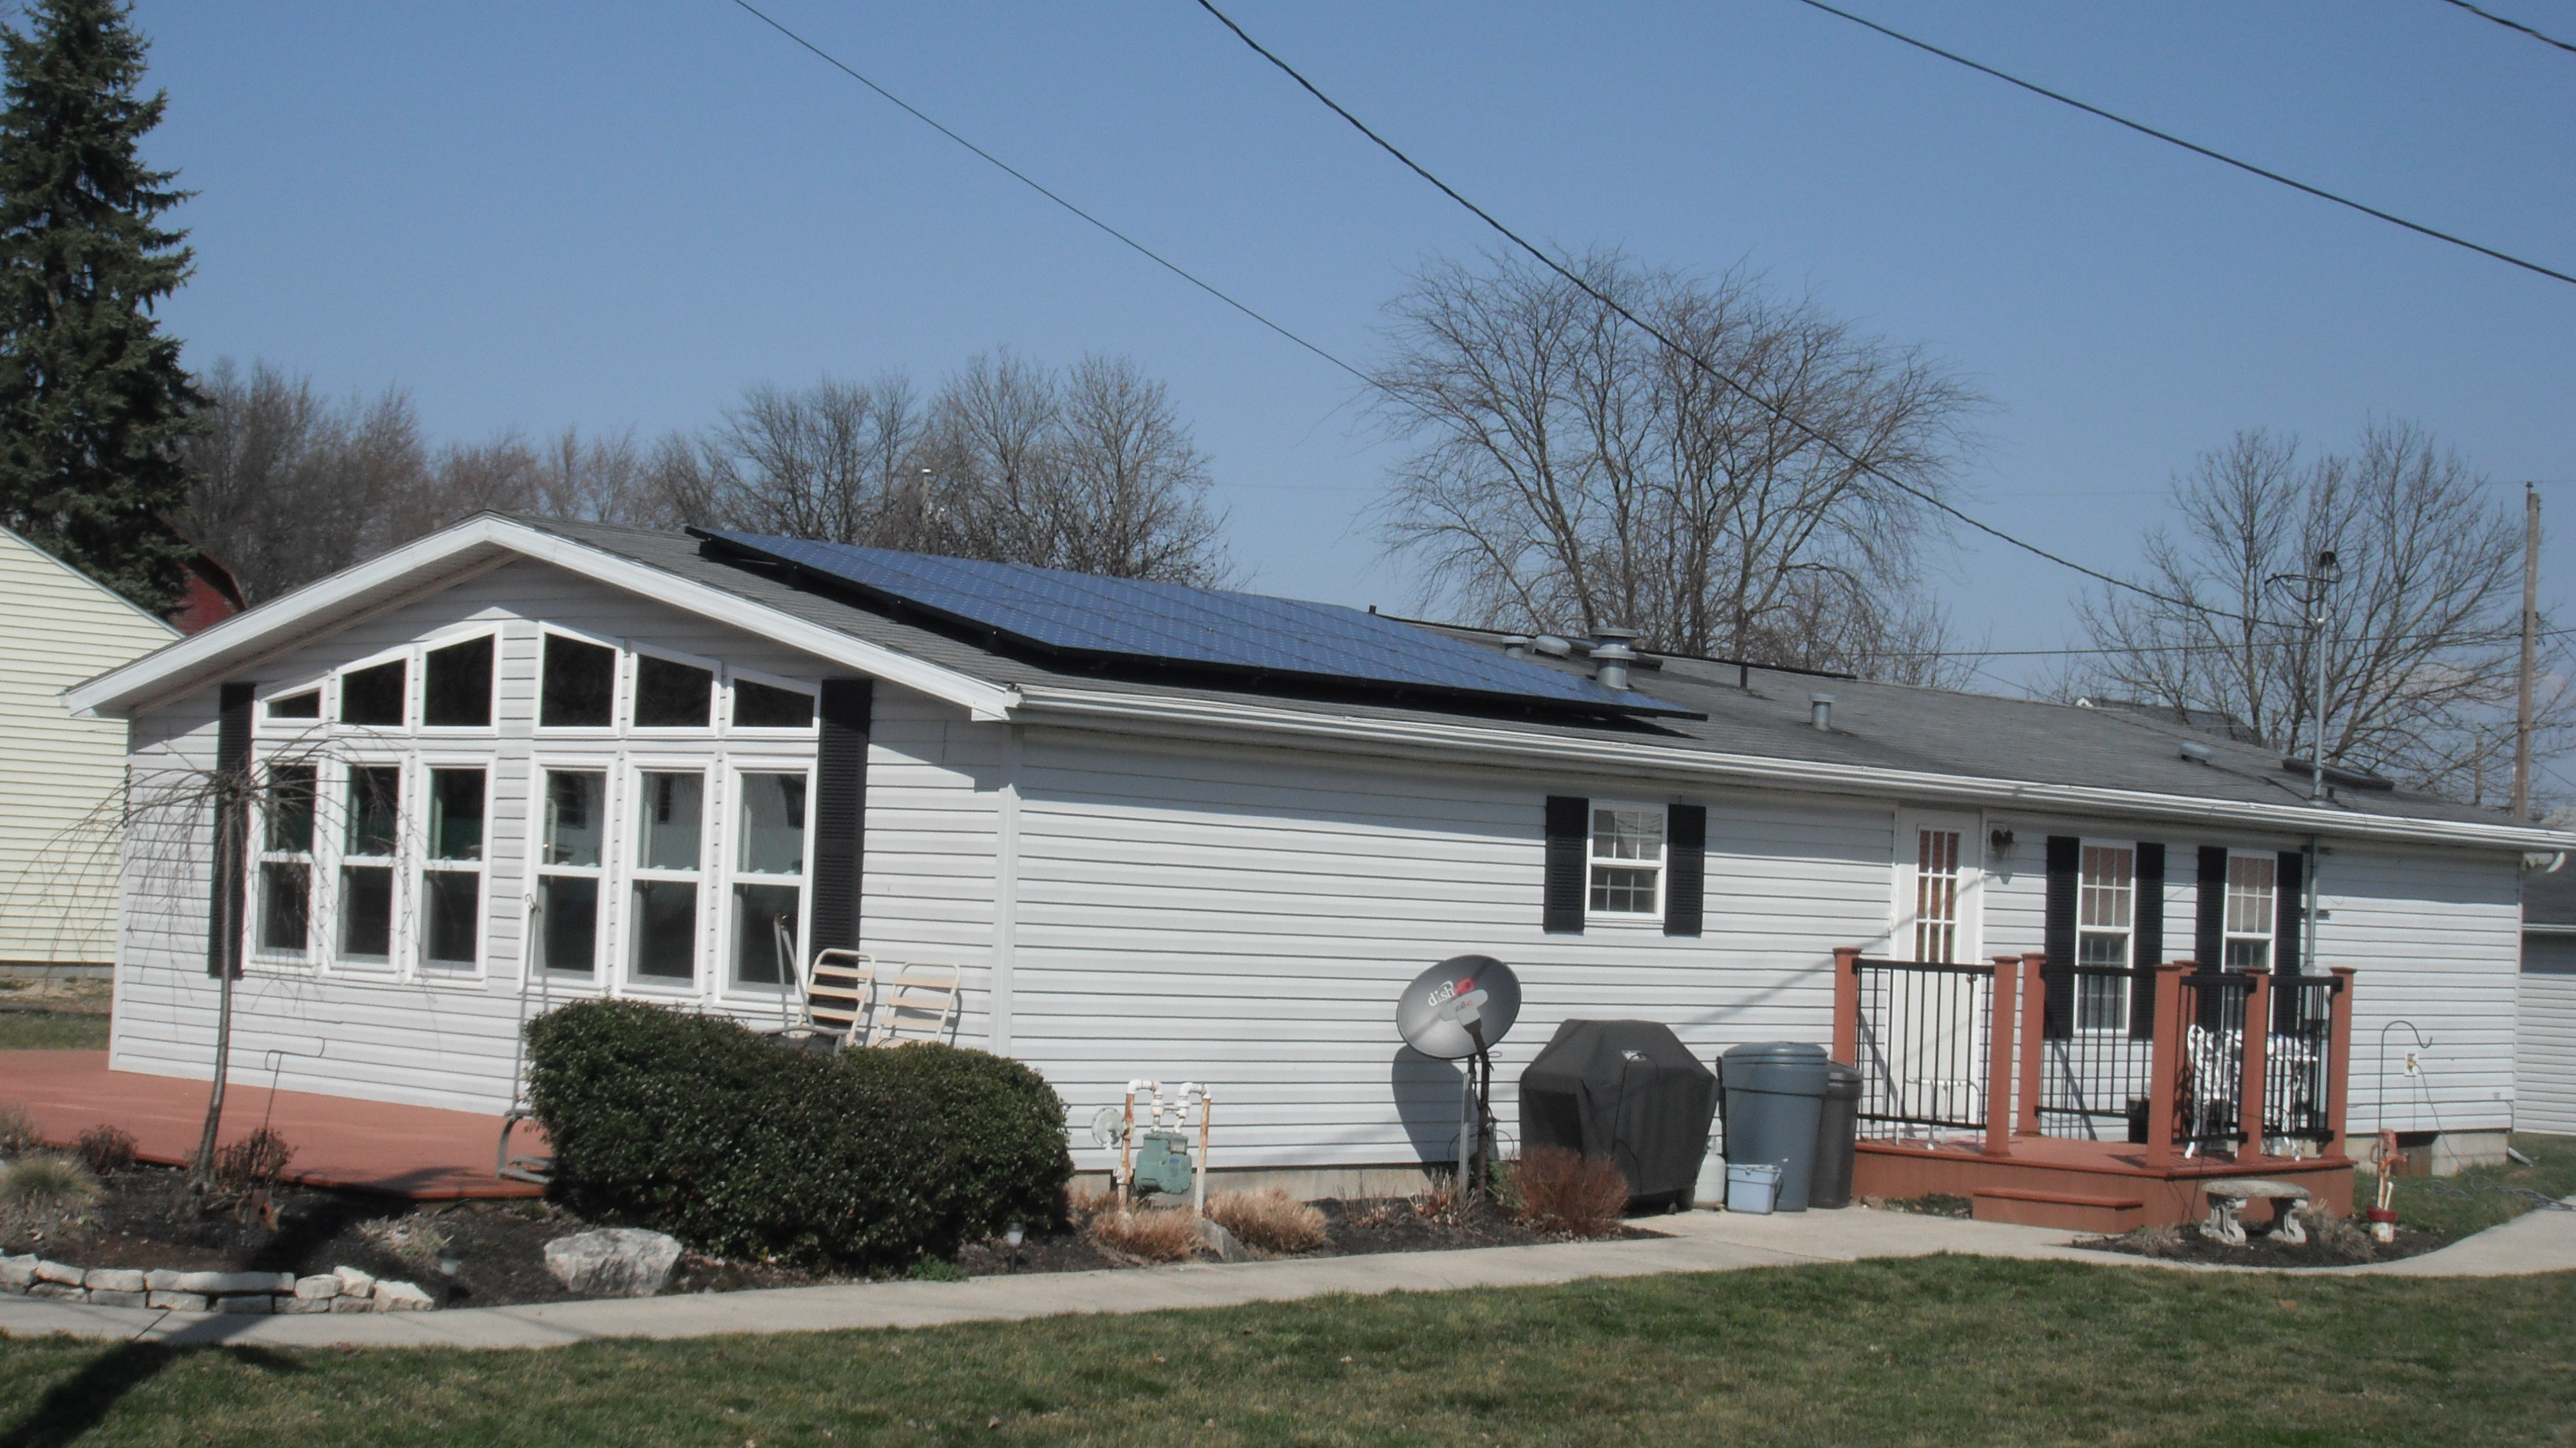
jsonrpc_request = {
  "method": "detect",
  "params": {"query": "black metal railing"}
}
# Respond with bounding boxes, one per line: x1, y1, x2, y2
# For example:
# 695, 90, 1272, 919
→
2175, 970, 2253, 1156
2263, 975, 2344, 1145
1851, 958, 1993, 1139
2036, 966, 2155, 1141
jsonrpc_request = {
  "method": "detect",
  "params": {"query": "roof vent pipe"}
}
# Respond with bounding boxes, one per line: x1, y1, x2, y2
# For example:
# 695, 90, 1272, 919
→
1531, 634, 1573, 658
2179, 741, 2213, 764
1502, 634, 1532, 660
1591, 625, 1639, 691
1810, 693, 1836, 730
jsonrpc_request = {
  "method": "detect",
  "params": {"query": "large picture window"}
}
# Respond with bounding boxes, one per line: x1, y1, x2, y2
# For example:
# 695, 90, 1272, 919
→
629, 770, 705, 981
731, 771, 809, 987
256, 764, 316, 955
536, 769, 605, 975
2076, 844, 2135, 1030
421, 767, 484, 968
2224, 855, 2275, 972
1588, 806, 1663, 915
339, 765, 401, 958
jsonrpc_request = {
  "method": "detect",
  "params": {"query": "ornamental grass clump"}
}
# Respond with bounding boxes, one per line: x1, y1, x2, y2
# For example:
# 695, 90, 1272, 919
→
1511, 1147, 1629, 1238
1206, 1187, 1327, 1254
1086, 1206, 1202, 1263
0, 1153, 101, 1215
526, 1000, 1071, 1271
0, 1101, 41, 1156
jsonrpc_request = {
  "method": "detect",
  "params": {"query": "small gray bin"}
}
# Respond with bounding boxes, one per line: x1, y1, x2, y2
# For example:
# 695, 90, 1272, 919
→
1725, 1161, 1782, 1214
1808, 1062, 1863, 1210
1719, 1043, 1831, 1212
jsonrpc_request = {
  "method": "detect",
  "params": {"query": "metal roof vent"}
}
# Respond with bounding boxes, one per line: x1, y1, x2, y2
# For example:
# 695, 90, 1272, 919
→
1501, 634, 1533, 660
2179, 741, 2213, 764
1591, 626, 1639, 691
1531, 634, 1573, 658
1810, 693, 1836, 730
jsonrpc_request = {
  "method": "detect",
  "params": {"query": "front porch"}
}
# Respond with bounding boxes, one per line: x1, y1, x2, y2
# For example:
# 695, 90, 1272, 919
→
1831, 949, 2356, 1233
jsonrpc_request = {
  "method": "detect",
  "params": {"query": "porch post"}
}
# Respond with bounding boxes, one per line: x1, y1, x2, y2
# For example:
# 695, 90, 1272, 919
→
2239, 970, 2271, 1161
1832, 946, 1861, 1065
2143, 962, 2189, 1170
1983, 955, 2017, 1159
2327, 967, 2357, 1158
2015, 954, 2044, 1138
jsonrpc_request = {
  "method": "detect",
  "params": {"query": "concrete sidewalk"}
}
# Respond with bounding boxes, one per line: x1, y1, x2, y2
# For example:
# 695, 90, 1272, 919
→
5, 1198, 2568, 1351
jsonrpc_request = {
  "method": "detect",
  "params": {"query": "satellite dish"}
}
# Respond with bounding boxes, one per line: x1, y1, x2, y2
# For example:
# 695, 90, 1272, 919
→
1396, 955, 1522, 1061
1088, 1105, 1128, 1148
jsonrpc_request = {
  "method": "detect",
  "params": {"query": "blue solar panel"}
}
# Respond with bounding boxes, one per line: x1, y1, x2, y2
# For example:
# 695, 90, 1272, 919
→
694, 529, 1698, 718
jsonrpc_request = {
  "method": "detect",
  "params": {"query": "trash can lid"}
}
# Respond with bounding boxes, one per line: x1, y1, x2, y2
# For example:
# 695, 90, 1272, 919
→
1719, 1042, 1832, 1094
1823, 1061, 1863, 1098
1721, 1042, 1828, 1064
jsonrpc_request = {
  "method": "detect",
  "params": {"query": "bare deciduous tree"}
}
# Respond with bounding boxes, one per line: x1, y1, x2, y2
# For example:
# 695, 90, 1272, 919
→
176, 359, 425, 601
1369, 249, 1983, 680
2068, 421, 2566, 802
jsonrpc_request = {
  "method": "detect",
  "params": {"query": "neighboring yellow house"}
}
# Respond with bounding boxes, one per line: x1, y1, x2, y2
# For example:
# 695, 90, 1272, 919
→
0, 526, 178, 968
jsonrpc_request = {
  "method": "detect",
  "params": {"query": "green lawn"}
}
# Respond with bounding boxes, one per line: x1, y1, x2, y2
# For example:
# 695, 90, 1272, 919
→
4, 1256, 2572, 1446
2357, 1132, 2576, 1241
0, 1010, 108, 1051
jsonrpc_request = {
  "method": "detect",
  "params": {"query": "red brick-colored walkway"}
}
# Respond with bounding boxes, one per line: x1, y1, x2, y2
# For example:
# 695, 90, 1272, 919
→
0, 1051, 543, 1199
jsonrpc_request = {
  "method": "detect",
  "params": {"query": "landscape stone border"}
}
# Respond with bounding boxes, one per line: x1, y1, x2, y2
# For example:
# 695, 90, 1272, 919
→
1, 1254, 432, 1313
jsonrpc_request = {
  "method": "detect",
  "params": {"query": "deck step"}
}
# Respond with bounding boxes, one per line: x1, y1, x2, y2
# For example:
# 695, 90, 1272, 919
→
1971, 1188, 2148, 1234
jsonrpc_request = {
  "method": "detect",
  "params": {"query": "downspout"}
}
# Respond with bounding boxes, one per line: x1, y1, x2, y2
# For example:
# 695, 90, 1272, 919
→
990, 724, 1022, 1056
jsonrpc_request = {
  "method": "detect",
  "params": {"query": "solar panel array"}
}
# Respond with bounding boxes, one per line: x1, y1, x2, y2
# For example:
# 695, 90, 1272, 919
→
696, 529, 1697, 718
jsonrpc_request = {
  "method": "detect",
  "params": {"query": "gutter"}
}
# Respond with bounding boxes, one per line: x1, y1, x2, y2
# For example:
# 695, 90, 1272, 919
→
1007, 683, 2576, 854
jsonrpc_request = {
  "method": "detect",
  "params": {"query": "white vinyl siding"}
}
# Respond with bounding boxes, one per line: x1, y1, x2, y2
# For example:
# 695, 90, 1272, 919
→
2517, 938, 2576, 1135
0, 527, 178, 964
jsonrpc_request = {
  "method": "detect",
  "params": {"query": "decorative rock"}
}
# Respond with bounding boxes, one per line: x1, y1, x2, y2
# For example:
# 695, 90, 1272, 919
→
328, 1296, 375, 1314
27, 1282, 84, 1300
374, 1280, 434, 1311
144, 1268, 184, 1293
1196, 1217, 1256, 1263
1, 1255, 37, 1288
542, 1228, 683, 1298
292, 1273, 339, 1300
0, 1280, 23, 1295
213, 1294, 274, 1315
176, 1270, 294, 1297
278, 1295, 333, 1314
147, 1291, 209, 1311
332, 1265, 376, 1298
84, 1268, 147, 1294
33, 1260, 84, 1286
88, 1290, 148, 1309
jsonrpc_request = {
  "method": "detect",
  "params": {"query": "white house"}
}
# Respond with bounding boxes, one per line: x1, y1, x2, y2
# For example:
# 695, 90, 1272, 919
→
1, 525, 180, 971
2518, 862, 2576, 1137
64, 514, 2564, 1189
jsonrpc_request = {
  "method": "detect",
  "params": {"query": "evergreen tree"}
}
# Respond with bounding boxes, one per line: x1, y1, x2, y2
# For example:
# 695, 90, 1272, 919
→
0, 0, 198, 612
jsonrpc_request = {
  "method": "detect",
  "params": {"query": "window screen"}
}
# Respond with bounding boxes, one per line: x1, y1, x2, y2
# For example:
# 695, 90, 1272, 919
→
540, 635, 616, 727
422, 637, 493, 727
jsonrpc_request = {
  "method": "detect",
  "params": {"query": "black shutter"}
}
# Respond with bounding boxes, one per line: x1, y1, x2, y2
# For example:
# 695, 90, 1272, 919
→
808, 680, 873, 958
2042, 835, 2079, 1038
2130, 842, 2164, 1039
2273, 848, 2306, 1031
2194, 846, 2227, 968
1544, 795, 1588, 934
208, 683, 254, 978
1664, 804, 1706, 937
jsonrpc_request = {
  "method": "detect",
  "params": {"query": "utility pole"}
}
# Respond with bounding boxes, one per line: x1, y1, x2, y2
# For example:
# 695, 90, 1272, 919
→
2307, 551, 2339, 801
2515, 484, 2541, 819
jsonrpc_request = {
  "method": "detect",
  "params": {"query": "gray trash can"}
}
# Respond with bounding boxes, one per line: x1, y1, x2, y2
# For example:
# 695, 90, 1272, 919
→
1718, 1043, 1830, 1212
1808, 1062, 1862, 1210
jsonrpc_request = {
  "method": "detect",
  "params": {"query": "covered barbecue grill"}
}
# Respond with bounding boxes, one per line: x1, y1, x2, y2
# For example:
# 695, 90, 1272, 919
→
1517, 1019, 1718, 1201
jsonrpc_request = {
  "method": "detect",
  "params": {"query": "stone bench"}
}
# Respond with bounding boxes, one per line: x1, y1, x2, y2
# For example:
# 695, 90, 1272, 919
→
2200, 1177, 2312, 1246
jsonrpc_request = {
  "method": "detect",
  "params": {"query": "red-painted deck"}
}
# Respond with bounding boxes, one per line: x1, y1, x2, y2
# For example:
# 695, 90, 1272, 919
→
0, 1051, 542, 1200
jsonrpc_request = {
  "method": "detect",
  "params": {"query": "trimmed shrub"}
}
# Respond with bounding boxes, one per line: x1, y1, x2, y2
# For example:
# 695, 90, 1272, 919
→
525, 1000, 1070, 1270
214, 1127, 294, 1193
1511, 1147, 1629, 1237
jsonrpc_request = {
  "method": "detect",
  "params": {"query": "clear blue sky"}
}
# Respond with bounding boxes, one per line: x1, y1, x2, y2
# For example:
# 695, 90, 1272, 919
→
132, 1, 2575, 688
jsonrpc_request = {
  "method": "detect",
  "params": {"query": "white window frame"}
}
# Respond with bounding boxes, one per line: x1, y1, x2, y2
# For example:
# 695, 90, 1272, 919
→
723, 664, 820, 737
252, 678, 329, 738
2222, 853, 2277, 973
721, 763, 815, 997
533, 624, 627, 739
415, 756, 491, 978
415, 626, 504, 739
330, 645, 415, 735
529, 757, 616, 984
330, 754, 408, 971
1586, 802, 1667, 919
627, 640, 723, 738
248, 758, 320, 968
2074, 841, 2136, 1032
621, 759, 714, 991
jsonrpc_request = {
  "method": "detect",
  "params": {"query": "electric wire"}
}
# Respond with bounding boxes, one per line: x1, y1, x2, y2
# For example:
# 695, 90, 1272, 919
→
728, 0, 1373, 387
2437, 0, 2576, 55
1790, 0, 2576, 289
1191, 0, 2273, 628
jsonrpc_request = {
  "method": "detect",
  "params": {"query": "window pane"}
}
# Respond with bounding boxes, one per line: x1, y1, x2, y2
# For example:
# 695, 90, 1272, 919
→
339, 660, 406, 727
422, 636, 494, 727
538, 875, 598, 975
540, 634, 616, 727
734, 882, 800, 985
635, 772, 703, 871
736, 773, 807, 875
630, 880, 697, 978
423, 872, 479, 964
265, 690, 320, 720
733, 680, 813, 729
346, 767, 401, 857
340, 865, 392, 955
634, 655, 714, 728
2075, 973, 2127, 1031
428, 768, 484, 861
2078, 931, 2130, 967
265, 765, 316, 853
542, 770, 605, 867
259, 862, 308, 953
1589, 808, 1663, 862
2224, 938, 2272, 973
1589, 865, 1658, 913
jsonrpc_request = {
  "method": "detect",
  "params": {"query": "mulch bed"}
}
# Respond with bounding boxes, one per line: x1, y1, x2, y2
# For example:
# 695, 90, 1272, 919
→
6, 1165, 1669, 1308
2075, 1220, 2448, 1268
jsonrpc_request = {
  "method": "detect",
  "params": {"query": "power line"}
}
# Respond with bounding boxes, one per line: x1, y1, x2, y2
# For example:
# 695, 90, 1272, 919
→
2437, 0, 2576, 55
1790, 0, 2576, 289
727, 1, 1372, 387
1191, 0, 2271, 629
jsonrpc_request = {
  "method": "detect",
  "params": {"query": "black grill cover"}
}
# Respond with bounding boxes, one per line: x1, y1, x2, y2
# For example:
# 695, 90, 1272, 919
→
1517, 1019, 1718, 1199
